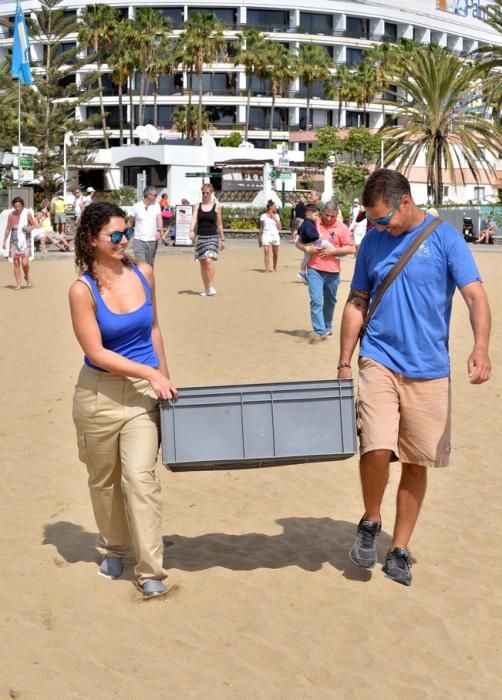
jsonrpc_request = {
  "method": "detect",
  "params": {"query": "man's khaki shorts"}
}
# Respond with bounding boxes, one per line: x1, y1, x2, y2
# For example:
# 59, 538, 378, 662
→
357, 357, 452, 468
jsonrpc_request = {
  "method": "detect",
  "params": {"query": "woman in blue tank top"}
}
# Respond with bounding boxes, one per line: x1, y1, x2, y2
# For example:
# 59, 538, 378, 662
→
69, 201, 177, 599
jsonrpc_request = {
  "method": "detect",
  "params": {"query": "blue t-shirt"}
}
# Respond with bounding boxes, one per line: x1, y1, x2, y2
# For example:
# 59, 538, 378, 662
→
83, 265, 159, 371
352, 215, 481, 379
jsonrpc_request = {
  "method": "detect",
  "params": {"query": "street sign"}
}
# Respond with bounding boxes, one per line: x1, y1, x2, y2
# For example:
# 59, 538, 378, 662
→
185, 172, 222, 177
12, 169, 34, 182
12, 145, 38, 155
270, 171, 292, 180
18, 155, 34, 168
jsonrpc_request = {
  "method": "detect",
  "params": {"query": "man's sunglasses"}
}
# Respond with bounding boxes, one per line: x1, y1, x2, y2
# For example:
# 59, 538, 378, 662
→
108, 229, 134, 244
365, 202, 400, 226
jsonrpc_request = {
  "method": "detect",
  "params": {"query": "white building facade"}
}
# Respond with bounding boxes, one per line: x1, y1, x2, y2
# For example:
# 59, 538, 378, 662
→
1, 1, 500, 202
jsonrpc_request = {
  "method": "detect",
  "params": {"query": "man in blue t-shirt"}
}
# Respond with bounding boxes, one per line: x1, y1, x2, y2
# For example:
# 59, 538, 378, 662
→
337, 169, 491, 586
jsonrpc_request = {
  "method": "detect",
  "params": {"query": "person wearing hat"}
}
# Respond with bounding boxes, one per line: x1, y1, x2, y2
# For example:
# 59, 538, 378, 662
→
78, 187, 96, 219
349, 197, 361, 227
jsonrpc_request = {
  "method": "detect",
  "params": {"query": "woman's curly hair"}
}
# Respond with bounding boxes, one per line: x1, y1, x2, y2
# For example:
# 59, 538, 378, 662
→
75, 201, 132, 290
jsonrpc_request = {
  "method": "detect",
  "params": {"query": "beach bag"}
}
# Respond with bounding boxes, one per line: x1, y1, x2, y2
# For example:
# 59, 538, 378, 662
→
161, 208, 173, 219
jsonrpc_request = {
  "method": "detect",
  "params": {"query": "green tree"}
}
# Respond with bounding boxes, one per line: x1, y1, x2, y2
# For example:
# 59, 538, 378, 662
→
78, 4, 119, 149
234, 28, 269, 142
178, 31, 198, 142
131, 8, 172, 128
261, 42, 296, 148
328, 64, 358, 128
173, 104, 209, 139
144, 35, 177, 129
297, 44, 332, 131
107, 20, 138, 144
5, 0, 100, 193
182, 12, 226, 145
0, 58, 20, 152
343, 128, 381, 163
474, 1, 502, 119
219, 132, 242, 146
305, 126, 343, 163
307, 127, 380, 166
353, 60, 378, 120
363, 42, 394, 126
381, 44, 500, 205
332, 162, 369, 205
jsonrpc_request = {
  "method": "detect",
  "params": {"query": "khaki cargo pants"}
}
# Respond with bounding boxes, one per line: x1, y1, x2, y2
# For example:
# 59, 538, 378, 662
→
72, 365, 167, 585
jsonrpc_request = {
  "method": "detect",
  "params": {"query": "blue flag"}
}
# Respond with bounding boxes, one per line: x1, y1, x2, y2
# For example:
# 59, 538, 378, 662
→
11, 1, 33, 85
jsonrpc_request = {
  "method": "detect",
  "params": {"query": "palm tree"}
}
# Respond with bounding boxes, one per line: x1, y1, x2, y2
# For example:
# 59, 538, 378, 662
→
474, 1, 502, 119
182, 12, 226, 144
234, 28, 269, 142
363, 42, 394, 126
177, 33, 197, 142
108, 21, 136, 145
296, 44, 332, 131
79, 4, 119, 149
328, 63, 358, 127
260, 43, 296, 148
144, 36, 176, 129
131, 8, 171, 127
381, 44, 500, 205
173, 104, 208, 139
354, 60, 378, 121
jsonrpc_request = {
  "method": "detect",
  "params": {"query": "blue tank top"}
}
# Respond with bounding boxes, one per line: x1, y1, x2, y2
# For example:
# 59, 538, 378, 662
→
83, 265, 159, 371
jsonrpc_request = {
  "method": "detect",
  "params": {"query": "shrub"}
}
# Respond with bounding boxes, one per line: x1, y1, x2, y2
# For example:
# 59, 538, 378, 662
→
221, 206, 290, 230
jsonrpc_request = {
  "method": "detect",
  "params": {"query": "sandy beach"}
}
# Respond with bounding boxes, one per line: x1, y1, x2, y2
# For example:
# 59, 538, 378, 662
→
0, 240, 501, 699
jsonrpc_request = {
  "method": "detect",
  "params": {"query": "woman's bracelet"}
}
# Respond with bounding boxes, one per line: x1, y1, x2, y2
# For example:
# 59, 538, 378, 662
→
337, 362, 351, 370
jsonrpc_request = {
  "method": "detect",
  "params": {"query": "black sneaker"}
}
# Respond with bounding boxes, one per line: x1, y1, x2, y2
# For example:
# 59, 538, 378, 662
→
383, 547, 412, 586
349, 517, 381, 568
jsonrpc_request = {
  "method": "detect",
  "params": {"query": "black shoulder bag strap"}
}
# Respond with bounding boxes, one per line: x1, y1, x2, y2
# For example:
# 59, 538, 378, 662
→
360, 217, 441, 338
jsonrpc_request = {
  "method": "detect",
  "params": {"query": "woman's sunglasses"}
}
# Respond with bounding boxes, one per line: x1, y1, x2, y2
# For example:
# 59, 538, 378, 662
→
108, 228, 134, 244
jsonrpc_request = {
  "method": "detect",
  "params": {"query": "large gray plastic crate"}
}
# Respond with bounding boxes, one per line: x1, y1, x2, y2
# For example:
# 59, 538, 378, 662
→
160, 379, 357, 471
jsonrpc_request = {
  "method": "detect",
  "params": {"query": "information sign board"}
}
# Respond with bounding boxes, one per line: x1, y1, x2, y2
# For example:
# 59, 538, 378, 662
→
174, 205, 193, 246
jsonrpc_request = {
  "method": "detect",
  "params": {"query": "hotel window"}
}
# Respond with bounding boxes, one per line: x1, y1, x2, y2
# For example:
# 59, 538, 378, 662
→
247, 9, 289, 32
158, 7, 184, 28
44, 42, 77, 65
87, 106, 127, 129
384, 22, 397, 42
346, 48, 364, 65
133, 106, 174, 128
346, 16, 369, 39
474, 186, 485, 202
206, 105, 237, 126
187, 7, 238, 27
299, 13, 334, 34
346, 111, 369, 128
299, 79, 326, 99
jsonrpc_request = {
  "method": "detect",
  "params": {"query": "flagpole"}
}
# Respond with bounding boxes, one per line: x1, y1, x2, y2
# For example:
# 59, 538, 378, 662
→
12, 0, 33, 188
18, 79, 22, 187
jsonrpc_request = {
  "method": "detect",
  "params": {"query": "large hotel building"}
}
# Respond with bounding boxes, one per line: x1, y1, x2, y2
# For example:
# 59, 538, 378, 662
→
1, 1, 500, 202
